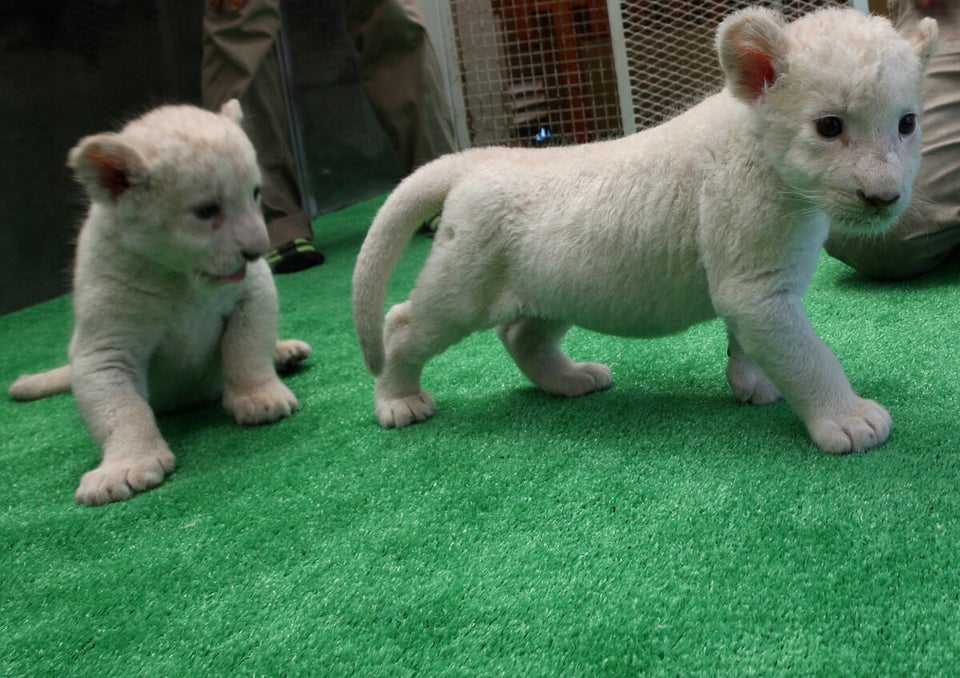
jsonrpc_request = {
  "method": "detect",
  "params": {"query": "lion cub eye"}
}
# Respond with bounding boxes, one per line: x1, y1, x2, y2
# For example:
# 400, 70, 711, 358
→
899, 113, 917, 136
815, 116, 844, 139
192, 201, 221, 220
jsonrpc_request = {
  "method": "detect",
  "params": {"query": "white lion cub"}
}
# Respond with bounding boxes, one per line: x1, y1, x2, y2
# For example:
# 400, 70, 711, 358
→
352, 8, 937, 453
8, 101, 311, 505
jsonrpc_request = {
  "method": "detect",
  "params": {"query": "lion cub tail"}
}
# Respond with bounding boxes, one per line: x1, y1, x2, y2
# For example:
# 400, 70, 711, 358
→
8, 365, 71, 401
352, 153, 468, 376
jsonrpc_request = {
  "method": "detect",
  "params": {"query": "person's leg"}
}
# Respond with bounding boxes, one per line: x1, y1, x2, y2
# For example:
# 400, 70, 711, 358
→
348, 0, 456, 172
203, 0, 322, 271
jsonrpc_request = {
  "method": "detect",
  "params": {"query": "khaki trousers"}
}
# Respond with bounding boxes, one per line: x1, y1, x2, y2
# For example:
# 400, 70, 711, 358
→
202, 0, 454, 248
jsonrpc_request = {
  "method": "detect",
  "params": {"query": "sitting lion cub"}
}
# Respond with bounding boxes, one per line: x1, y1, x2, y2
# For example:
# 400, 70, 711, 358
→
9, 101, 311, 505
352, 8, 937, 453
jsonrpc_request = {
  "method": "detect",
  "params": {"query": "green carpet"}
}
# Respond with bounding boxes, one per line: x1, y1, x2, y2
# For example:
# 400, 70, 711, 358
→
4, 193, 960, 675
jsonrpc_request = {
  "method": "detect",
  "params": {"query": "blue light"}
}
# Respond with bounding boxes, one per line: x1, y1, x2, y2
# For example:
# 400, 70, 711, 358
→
534, 127, 552, 143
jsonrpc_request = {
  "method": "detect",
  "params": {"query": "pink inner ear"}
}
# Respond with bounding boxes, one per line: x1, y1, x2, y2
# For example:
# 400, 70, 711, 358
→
88, 152, 131, 201
740, 48, 777, 99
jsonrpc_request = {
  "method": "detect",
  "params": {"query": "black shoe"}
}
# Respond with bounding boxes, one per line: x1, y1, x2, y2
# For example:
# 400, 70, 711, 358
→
266, 238, 325, 274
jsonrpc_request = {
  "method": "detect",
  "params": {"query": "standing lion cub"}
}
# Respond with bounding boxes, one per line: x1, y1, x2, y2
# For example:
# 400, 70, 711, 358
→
9, 101, 311, 505
352, 8, 938, 453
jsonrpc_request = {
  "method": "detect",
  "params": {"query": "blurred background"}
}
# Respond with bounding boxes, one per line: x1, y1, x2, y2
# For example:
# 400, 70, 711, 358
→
0, 0, 879, 315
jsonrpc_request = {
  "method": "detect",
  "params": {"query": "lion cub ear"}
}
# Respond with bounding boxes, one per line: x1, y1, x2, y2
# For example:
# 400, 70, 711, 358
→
68, 134, 149, 204
219, 99, 244, 125
910, 16, 939, 73
716, 7, 789, 103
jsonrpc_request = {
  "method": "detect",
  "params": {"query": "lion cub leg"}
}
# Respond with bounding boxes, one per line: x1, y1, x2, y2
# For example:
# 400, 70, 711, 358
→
274, 339, 312, 372
74, 388, 177, 506
221, 276, 302, 425
375, 300, 480, 428
724, 306, 891, 454
223, 340, 300, 426
725, 331, 782, 405
375, 301, 439, 428
497, 318, 612, 397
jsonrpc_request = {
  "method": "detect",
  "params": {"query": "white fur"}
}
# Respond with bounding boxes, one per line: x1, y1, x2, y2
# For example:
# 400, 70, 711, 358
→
8, 102, 311, 505
352, 8, 938, 453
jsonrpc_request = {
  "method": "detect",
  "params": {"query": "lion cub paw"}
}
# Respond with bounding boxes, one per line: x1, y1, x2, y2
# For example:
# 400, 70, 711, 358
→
726, 360, 783, 405
808, 398, 891, 454
375, 390, 436, 428
275, 339, 312, 372
75, 445, 176, 506
537, 362, 612, 398
224, 379, 300, 425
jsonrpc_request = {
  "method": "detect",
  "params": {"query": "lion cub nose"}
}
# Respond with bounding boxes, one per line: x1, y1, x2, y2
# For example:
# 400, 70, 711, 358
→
857, 190, 900, 208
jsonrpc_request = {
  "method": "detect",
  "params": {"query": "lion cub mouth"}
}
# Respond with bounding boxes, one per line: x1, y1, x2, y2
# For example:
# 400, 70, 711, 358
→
203, 265, 248, 284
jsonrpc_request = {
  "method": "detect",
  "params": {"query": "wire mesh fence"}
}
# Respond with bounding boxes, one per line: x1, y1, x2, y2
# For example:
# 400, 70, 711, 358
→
446, 1, 861, 148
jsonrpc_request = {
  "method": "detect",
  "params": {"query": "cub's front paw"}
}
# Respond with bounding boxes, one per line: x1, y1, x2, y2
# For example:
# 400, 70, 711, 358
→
543, 361, 612, 398
726, 353, 782, 405
375, 390, 436, 428
224, 379, 300, 425
808, 398, 891, 454
75, 444, 176, 506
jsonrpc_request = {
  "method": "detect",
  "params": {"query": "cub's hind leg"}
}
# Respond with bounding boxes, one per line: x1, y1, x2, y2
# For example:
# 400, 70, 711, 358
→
274, 339, 312, 372
374, 300, 474, 428
497, 317, 611, 397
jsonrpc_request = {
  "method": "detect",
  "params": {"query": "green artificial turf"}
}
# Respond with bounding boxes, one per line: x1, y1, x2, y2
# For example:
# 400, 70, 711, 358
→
4, 193, 960, 675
